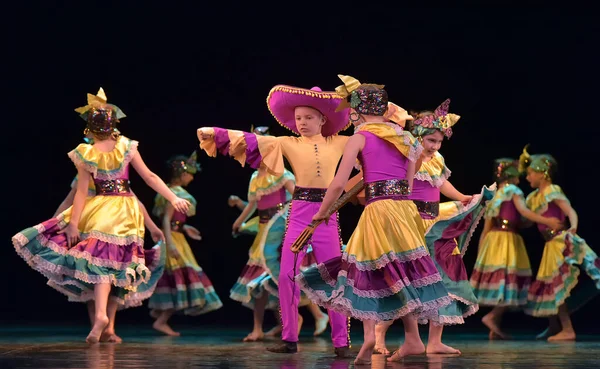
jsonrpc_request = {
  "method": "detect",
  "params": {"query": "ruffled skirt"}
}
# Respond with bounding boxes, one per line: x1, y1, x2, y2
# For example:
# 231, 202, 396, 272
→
296, 199, 451, 322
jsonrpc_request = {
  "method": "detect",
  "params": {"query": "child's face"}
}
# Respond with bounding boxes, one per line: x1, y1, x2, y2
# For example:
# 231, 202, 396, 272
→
420, 131, 444, 158
295, 106, 325, 137
181, 172, 194, 186
526, 167, 544, 188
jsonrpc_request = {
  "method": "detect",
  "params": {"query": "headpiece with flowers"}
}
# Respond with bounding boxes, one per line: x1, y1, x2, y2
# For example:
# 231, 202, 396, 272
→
411, 99, 460, 139
168, 151, 201, 178
494, 158, 521, 183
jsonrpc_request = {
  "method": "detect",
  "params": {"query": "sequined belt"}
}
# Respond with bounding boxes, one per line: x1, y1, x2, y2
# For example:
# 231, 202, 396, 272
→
171, 220, 186, 232
491, 217, 518, 232
258, 202, 289, 223
293, 187, 326, 202
94, 179, 131, 195
365, 179, 410, 203
413, 200, 440, 218
542, 228, 564, 242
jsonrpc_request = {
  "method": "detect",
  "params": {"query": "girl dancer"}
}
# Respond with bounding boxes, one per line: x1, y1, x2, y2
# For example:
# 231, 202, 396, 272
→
296, 75, 452, 365
148, 152, 223, 336
373, 100, 494, 356
520, 146, 600, 341
55, 175, 166, 343
12, 88, 190, 343
470, 158, 562, 339
198, 84, 351, 356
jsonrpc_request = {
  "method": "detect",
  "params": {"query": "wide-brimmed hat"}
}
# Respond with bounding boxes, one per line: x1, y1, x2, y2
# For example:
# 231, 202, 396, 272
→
266, 85, 350, 137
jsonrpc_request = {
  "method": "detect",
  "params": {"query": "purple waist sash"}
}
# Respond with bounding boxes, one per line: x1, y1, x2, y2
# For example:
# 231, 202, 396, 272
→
258, 201, 289, 223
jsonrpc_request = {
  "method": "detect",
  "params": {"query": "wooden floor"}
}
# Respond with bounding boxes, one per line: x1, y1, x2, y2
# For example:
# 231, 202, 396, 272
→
1, 325, 598, 368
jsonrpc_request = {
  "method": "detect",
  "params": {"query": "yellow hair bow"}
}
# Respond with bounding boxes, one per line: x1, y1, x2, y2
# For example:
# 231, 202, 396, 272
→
518, 144, 531, 173
74, 87, 126, 119
384, 102, 413, 128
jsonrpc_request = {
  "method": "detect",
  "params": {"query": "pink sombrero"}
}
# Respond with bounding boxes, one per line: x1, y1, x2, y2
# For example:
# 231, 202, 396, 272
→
266, 85, 351, 137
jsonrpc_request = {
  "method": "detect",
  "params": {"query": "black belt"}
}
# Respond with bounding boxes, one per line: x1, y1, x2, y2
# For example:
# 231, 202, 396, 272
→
293, 187, 326, 202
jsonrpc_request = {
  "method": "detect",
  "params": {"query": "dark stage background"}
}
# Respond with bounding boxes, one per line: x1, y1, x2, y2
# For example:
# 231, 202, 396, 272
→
3, 5, 599, 333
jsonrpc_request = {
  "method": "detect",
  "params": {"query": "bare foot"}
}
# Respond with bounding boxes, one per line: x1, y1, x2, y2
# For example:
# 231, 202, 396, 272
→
354, 339, 375, 365
387, 341, 425, 362
297, 314, 304, 336
86, 315, 109, 344
100, 331, 123, 343
482, 314, 508, 339
426, 342, 461, 355
265, 325, 282, 337
374, 346, 390, 355
314, 314, 329, 336
489, 331, 503, 340
243, 331, 265, 342
536, 326, 561, 340
152, 321, 181, 336
548, 330, 576, 342
353, 357, 372, 365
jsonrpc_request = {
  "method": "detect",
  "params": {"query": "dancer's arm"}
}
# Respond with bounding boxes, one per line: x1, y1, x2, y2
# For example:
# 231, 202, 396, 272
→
228, 195, 248, 211
233, 199, 257, 234
406, 160, 416, 192
478, 218, 493, 251
130, 151, 190, 214
162, 203, 181, 258
54, 187, 76, 217
554, 199, 578, 234
57, 167, 90, 247
284, 178, 296, 195
131, 190, 165, 243
513, 196, 563, 230
440, 180, 472, 204
198, 127, 284, 175
313, 134, 365, 220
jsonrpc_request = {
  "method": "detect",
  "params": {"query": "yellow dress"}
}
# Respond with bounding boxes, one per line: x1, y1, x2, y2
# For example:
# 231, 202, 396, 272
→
13, 136, 153, 305
470, 184, 532, 307
525, 184, 600, 316
148, 186, 223, 315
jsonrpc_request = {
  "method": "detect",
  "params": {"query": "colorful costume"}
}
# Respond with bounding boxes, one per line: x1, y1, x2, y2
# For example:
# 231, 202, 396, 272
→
297, 122, 453, 322
230, 169, 294, 310
380, 99, 491, 325
68, 175, 166, 309
12, 89, 161, 306
409, 152, 493, 324
296, 76, 452, 323
519, 148, 600, 316
198, 85, 350, 348
470, 159, 532, 308
148, 153, 222, 315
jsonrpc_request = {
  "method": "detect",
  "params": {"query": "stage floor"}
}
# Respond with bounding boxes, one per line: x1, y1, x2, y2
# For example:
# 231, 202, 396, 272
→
0, 325, 598, 368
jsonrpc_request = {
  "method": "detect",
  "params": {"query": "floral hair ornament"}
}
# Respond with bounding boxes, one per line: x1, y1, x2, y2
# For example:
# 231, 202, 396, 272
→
74, 88, 126, 138
335, 75, 388, 116
411, 99, 460, 139
169, 151, 202, 177
494, 157, 520, 182
518, 144, 556, 180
